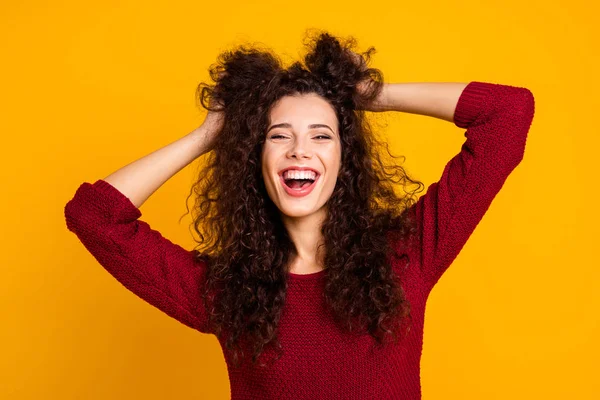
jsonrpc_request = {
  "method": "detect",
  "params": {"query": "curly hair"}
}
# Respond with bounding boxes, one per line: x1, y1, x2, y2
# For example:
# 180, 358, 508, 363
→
182, 30, 425, 368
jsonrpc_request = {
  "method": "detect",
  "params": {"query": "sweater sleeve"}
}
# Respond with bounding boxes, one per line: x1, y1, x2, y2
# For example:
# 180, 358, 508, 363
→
64, 179, 211, 334
409, 81, 535, 294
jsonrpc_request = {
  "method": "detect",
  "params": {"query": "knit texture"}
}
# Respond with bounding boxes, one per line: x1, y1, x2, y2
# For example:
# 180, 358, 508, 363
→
64, 81, 535, 399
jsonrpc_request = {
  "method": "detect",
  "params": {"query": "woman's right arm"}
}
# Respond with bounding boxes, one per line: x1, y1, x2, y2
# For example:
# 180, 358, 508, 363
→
104, 111, 223, 208
64, 112, 223, 334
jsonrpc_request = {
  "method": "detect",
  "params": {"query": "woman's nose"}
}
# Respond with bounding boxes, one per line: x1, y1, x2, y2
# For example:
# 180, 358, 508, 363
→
287, 140, 312, 159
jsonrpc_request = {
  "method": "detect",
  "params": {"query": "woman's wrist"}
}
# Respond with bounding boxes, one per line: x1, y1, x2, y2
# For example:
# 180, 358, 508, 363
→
373, 83, 391, 112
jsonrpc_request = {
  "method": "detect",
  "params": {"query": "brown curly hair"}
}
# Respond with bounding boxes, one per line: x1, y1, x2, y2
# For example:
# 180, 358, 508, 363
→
182, 30, 425, 368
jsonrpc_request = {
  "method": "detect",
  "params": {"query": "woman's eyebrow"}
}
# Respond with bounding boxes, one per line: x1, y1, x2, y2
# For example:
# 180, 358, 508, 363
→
267, 123, 335, 134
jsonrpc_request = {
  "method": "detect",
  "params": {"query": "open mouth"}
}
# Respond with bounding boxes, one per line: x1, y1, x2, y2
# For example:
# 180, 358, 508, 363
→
279, 173, 321, 197
284, 178, 315, 189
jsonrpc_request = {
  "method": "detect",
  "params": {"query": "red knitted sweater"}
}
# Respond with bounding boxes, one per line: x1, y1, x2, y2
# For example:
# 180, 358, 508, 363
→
64, 81, 535, 399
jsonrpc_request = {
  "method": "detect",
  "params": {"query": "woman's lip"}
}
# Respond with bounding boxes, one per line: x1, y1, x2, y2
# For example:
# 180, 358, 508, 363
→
279, 167, 320, 175
279, 173, 320, 198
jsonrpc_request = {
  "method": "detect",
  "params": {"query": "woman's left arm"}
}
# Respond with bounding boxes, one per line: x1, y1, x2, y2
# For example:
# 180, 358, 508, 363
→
378, 81, 536, 294
368, 82, 468, 122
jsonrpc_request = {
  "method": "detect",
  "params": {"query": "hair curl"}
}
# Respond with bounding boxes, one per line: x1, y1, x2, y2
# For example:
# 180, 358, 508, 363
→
182, 31, 425, 368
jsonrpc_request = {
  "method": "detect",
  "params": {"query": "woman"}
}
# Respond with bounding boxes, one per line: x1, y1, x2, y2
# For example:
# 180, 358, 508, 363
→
64, 32, 535, 399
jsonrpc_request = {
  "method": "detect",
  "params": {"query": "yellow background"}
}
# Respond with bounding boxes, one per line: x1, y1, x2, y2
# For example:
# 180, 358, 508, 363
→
2, 0, 598, 398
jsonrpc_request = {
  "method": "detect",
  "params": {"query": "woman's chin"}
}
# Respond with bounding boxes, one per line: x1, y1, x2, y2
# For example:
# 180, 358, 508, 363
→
278, 202, 328, 219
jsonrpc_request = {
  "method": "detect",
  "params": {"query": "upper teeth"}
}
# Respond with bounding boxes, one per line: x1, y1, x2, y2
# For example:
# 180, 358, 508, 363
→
283, 170, 317, 180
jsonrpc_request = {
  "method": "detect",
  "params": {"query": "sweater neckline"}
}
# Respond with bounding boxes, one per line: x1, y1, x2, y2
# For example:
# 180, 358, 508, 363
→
288, 268, 326, 281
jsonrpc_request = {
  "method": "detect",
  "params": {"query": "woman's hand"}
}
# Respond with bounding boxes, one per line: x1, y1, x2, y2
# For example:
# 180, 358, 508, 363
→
194, 107, 224, 155
357, 79, 388, 112
347, 49, 388, 112
191, 89, 225, 155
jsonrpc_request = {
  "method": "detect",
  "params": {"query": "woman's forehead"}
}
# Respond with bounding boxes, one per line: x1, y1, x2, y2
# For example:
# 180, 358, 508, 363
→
269, 94, 338, 130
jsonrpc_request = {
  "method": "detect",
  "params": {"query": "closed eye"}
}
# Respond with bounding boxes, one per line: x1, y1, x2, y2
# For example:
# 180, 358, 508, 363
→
270, 134, 331, 140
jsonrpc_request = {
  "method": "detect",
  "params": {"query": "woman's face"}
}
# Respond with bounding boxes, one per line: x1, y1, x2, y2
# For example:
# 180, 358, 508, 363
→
261, 93, 342, 218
